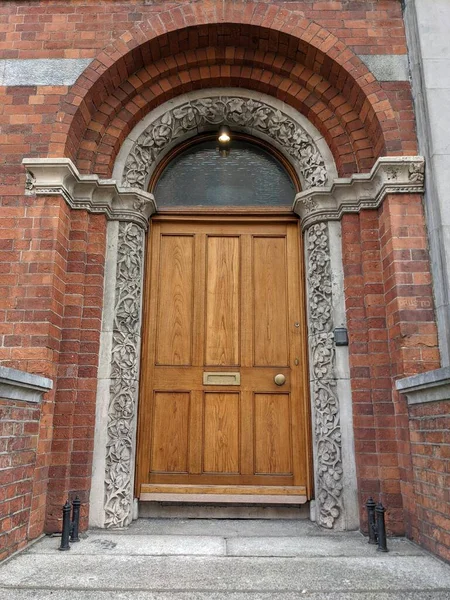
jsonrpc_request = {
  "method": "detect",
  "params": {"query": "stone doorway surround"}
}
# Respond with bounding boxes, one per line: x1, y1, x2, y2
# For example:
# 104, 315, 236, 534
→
22, 89, 425, 532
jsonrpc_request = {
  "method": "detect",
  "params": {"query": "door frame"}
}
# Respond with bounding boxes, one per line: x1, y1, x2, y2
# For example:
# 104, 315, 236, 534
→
134, 211, 314, 503
89, 90, 359, 531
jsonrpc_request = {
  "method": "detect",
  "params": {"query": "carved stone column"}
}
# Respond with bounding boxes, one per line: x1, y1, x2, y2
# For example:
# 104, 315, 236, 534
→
305, 222, 344, 528
104, 222, 146, 527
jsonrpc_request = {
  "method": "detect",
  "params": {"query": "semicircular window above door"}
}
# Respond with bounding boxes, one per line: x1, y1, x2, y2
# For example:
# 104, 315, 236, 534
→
153, 139, 297, 208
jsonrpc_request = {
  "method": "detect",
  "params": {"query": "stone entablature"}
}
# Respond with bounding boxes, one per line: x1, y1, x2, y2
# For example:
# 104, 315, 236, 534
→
22, 158, 156, 230
293, 156, 425, 229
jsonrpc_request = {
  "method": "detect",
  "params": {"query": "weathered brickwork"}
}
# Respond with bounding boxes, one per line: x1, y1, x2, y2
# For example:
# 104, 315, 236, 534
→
0, 398, 40, 561
409, 401, 450, 564
0, 0, 446, 563
342, 195, 439, 535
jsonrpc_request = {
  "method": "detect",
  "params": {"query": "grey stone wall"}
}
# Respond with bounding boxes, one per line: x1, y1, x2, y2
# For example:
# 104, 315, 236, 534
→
404, 0, 450, 367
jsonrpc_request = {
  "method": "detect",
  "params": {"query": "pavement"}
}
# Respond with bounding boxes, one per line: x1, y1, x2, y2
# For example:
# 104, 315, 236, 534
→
1, 518, 450, 599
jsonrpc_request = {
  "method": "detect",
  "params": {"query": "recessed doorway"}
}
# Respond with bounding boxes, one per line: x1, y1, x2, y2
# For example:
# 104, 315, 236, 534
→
135, 137, 312, 505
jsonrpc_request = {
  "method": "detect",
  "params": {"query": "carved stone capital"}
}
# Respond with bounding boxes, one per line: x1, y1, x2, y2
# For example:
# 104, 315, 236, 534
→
22, 158, 156, 230
294, 156, 425, 229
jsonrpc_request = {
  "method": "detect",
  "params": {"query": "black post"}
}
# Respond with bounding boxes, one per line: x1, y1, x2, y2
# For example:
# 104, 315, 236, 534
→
70, 496, 81, 543
366, 497, 377, 544
376, 502, 388, 552
59, 500, 71, 551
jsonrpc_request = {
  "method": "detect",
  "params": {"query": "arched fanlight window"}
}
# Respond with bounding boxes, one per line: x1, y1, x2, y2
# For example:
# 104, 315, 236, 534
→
152, 135, 298, 208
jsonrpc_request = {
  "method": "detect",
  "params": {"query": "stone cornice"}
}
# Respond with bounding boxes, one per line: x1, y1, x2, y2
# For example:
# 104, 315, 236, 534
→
0, 365, 53, 404
293, 156, 425, 230
396, 367, 450, 405
22, 158, 156, 230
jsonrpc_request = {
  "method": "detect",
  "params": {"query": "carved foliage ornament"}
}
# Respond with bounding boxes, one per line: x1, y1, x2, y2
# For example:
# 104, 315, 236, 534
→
307, 222, 343, 528
105, 95, 345, 530
105, 222, 144, 528
122, 96, 327, 189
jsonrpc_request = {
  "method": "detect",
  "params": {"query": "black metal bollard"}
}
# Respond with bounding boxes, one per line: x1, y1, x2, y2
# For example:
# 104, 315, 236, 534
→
59, 500, 72, 551
376, 502, 388, 552
70, 496, 81, 543
366, 497, 378, 545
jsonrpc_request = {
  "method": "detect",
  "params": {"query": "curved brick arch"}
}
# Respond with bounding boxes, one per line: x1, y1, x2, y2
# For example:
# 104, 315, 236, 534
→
81, 60, 369, 179
54, 2, 401, 172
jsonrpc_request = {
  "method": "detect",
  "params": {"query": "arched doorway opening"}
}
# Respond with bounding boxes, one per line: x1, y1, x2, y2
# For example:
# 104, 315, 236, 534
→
150, 135, 299, 208
135, 134, 312, 506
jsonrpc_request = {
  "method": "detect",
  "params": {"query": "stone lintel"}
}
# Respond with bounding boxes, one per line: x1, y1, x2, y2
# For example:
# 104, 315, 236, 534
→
396, 367, 450, 405
0, 365, 53, 404
293, 156, 425, 230
22, 158, 156, 230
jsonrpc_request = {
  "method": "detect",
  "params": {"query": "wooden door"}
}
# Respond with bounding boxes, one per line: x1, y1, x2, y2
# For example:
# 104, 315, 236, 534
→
136, 216, 311, 503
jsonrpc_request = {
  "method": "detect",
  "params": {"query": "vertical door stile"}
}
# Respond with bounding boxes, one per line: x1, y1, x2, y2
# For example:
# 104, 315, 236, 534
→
135, 222, 161, 494
296, 222, 313, 496
240, 233, 254, 476
189, 232, 206, 475
287, 223, 307, 487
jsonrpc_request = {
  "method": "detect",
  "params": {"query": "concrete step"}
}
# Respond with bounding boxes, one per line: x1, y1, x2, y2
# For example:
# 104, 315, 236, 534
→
2, 553, 450, 595
27, 531, 422, 558
1, 519, 450, 600
99, 518, 320, 537
139, 502, 310, 520
3, 592, 450, 600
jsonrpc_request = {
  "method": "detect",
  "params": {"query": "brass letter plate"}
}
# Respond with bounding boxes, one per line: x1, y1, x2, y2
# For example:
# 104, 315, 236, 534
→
203, 372, 241, 386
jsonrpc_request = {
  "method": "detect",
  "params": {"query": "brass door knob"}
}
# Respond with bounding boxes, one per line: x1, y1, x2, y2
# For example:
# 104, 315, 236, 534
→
274, 374, 286, 386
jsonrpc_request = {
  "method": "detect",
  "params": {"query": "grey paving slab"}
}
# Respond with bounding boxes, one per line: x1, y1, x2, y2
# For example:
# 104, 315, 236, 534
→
226, 535, 423, 557
1, 554, 450, 592
100, 518, 324, 537
1, 592, 450, 600
26, 533, 225, 556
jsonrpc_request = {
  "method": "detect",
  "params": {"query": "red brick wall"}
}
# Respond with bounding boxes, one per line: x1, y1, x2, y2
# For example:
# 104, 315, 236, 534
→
0, 0, 414, 179
342, 209, 403, 533
0, 187, 106, 550
409, 400, 450, 563
0, 194, 71, 549
379, 193, 440, 540
0, 0, 444, 560
46, 211, 106, 533
342, 195, 440, 536
0, 398, 40, 561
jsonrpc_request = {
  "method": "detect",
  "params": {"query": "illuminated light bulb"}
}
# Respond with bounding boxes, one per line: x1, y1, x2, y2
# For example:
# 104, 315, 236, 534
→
217, 125, 231, 144
218, 132, 231, 143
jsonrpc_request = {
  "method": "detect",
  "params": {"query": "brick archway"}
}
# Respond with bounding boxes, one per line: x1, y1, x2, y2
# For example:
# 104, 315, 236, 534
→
51, 2, 406, 179
21, 0, 433, 538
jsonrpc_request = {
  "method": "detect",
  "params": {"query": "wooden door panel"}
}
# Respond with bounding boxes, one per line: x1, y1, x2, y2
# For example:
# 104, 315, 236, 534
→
155, 235, 194, 366
203, 392, 240, 473
151, 367, 291, 390
150, 392, 190, 473
137, 217, 311, 502
254, 393, 292, 475
205, 236, 240, 366
253, 237, 289, 367
146, 474, 297, 486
